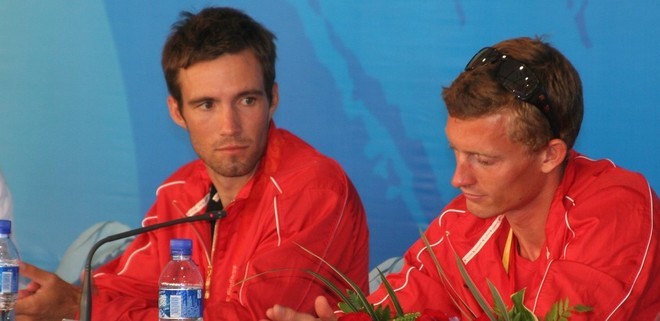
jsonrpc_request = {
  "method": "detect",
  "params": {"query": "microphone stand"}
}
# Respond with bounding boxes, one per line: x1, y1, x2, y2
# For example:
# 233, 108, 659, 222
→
78, 210, 226, 321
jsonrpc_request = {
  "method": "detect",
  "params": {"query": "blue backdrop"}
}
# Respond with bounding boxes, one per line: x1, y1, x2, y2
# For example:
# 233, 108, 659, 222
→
0, 1, 658, 272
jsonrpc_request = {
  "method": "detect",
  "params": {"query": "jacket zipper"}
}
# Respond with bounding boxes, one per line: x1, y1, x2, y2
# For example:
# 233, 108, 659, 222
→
205, 221, 219, 299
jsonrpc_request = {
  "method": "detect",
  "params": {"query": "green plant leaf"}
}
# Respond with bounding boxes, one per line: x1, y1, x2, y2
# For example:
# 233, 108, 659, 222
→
544, 302, 558, 321
509, 290, 537, 321
419, 231, 478, 320
573, 305, 592, 313
375, 305, 392, 321
377, 268, 405, 317
392, 312, 421, 321
454, 252, 497, 321
542, 298, 593, 321
487, 280, 511, 321
304, 269, 359, 312
234, 267, 291, 285
337, 301, 352, 313
296, 243, 377, 318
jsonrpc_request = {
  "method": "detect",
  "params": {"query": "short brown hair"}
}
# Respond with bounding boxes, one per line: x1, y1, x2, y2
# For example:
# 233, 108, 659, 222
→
162, 7, 277, 106
442, 37, 583, 151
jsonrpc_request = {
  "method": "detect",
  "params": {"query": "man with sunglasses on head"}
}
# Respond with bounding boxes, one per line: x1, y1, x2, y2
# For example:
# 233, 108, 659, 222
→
265, 37, 659, 321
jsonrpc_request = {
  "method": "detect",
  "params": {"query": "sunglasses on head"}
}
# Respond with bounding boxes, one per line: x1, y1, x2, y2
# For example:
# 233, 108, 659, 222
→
465, 47, 561, 138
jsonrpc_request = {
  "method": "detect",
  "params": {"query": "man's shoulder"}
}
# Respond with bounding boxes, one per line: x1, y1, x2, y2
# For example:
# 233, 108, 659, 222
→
558, 152, 656, 236
549, 153, 657, 279
270, 128, 346, 177
155, 159, 208, 196
257, 128, 354, 199
565, 152, 652, 200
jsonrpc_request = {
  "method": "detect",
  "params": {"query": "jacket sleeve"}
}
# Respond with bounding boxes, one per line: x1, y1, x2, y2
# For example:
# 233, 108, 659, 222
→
367, 216, 465, 319
207, 176, 370, 320
543, 181, 660, 320
89, 216, 163, 320
89, 203, 216, 320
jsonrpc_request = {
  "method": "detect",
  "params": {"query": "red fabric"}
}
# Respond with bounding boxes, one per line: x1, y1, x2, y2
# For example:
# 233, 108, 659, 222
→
369, 151, 659, 320
91, 124, 369, 320
417, 309, 451, 321
338, 312, 372, 321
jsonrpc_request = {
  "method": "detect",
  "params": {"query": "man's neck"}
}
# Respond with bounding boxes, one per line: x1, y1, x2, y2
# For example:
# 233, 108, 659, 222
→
208, 172, 255, 207
507, 165, 564, 260
506, 189, 557, 260
511, 222, 546, 261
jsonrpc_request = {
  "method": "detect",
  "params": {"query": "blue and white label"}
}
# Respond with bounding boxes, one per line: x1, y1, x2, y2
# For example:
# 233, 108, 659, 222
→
158, 288, 203, 319
0, 265, 18, 294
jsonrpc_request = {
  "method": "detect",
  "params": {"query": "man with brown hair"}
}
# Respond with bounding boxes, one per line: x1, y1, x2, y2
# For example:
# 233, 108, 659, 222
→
266, 37, 659, 320
15, 7, 368, 321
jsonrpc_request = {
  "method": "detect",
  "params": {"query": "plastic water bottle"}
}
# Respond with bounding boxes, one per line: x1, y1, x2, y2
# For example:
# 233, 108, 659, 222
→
0, 220, 19, 321
158, 238, 203, 321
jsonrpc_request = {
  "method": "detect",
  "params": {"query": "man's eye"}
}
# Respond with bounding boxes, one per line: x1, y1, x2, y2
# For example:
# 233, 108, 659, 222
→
241, 97, 257, 105
476, 156, 495, 166
198, 101, 214, 109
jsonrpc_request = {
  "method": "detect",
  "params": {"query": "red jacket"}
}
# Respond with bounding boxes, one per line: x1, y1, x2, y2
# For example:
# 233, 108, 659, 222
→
370, 151, 659, 320
92, 124, 369, 320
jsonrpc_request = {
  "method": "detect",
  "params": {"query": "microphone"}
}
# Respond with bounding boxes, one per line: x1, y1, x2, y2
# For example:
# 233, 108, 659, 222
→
78, 210, 226, 321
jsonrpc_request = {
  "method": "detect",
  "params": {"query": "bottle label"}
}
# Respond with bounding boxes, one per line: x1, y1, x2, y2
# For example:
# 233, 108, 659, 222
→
158, 288, 203, 318
0, 265, 18, 294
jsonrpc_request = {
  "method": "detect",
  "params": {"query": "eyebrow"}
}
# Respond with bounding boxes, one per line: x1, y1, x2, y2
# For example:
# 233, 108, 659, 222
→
236, 89, 267, 98
448, 144, 499, 158
185, 89, 266, 106
186, 96, 215, 106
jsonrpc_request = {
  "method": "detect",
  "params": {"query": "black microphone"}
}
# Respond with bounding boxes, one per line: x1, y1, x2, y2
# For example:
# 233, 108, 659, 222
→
78, 210, 226, 321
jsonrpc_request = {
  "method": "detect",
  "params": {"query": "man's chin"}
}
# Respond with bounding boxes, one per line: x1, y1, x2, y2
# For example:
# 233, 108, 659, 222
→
218, 168, 252, 178
208, 161, 254, 178
465, 203, 498, 219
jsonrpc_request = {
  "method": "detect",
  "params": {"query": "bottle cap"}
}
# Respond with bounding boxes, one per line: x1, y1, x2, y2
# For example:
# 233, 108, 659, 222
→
170, 238, 192, 256
0, 220, 11, 234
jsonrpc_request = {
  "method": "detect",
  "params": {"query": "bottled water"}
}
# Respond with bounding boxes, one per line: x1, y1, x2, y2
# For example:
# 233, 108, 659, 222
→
158, 238, 203, 321
0, 220, 19, 321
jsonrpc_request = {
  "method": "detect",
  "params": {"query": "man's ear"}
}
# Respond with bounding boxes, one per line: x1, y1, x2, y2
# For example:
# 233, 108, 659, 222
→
541, 138, 568, 173
268, 82, 279, 119
167, 96, 187, 129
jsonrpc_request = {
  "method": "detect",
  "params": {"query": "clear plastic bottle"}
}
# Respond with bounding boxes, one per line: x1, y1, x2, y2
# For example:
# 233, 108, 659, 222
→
0, 220, 19, 321
158, 238, 203, 321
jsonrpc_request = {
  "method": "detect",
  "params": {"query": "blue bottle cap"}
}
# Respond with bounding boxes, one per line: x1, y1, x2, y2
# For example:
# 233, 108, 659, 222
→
170, 238, 192, 256
0, 220, 11, 234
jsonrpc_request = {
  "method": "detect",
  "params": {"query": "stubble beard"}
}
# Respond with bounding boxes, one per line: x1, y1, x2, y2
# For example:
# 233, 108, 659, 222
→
200, 132, 268, 180
210, 155, 259, 178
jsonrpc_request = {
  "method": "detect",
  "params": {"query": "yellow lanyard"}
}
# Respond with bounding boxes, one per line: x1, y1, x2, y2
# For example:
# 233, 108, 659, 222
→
502, 228, 514, 274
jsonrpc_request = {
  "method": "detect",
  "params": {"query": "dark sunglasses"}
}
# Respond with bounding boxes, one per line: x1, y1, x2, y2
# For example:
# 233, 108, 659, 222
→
465, 47, 560, 138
